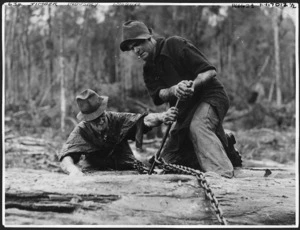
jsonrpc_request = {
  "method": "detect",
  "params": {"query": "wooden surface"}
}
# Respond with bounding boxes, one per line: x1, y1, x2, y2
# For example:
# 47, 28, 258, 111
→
4, 167, 296, 226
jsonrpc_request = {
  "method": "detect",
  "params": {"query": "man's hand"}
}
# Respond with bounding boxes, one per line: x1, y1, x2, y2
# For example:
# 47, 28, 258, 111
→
172, 80, 194, 100
161, 107, 178, 125
68, 167, 84, 177
61, 155, 84, 177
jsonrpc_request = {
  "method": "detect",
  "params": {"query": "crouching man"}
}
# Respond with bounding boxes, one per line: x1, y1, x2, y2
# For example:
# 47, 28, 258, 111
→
58, 89, 178, 176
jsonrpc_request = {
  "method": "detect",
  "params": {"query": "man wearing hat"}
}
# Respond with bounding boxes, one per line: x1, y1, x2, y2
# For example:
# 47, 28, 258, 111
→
120, 20, 242, 178
58, 89, 178, 176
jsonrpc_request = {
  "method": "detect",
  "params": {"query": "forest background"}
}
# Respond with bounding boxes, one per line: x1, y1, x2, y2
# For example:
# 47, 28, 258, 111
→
3, 3, 298, 170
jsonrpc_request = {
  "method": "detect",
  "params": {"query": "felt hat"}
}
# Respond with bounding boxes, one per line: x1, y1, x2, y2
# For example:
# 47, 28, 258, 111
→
76, 89, 108, 121
120, 20, 152, 51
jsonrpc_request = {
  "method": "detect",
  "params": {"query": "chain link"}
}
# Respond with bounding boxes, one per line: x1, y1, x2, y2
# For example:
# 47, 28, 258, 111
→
132, 160, 157, 174
133, 159, 228, 225
161, 161, 228, 225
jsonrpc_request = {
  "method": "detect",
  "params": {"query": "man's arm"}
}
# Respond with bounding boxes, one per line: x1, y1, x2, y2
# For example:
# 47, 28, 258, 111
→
158, 69, 216, 102
143, 107, 178, 127
60, 155, 84, 176
192, 69, 216, 92
158, 86, 177, 102
158, 80, 193, 102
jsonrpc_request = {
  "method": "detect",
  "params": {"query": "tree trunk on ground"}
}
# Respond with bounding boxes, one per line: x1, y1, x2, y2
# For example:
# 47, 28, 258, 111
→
4, 168, 296, 225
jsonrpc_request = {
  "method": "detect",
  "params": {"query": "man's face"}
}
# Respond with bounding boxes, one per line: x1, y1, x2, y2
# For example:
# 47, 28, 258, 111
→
88, 113, 107, 132
128, 38, 155, 61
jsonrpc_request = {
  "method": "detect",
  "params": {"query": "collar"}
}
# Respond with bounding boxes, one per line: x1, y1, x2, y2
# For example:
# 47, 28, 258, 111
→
153, 37, 165, 62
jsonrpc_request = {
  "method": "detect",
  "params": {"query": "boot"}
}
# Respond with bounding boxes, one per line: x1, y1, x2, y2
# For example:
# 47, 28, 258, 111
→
225, 133, 242, 167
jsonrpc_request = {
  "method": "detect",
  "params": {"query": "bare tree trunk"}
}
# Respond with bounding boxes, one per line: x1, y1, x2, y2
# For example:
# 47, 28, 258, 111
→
272, 9, 282, 106
73, 8, 89, 97
24, 6, 32, 102
120, 54, 132, 101
5, 8, 12, 105
73, 51, 80, 96
19, 31, 27, 102
47, 5, 54, 101
59, 14, 66, 133
13, 8, 21, 105
228, 45, 232, 77
115, 45, 120, 86
87, 35, 98, 83
6, 7, 18, 105
39, 75, 61, 107
289, 53, 294, 99
257, 56, 270, 78
227, 13, 233, 80
268, 80, 275, 102
217, 36, 222, 73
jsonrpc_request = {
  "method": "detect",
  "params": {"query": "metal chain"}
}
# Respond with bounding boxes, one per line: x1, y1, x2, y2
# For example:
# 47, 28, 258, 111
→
132, 160, 156, 174
161, 160, 228, 225
133, 159, 228, 225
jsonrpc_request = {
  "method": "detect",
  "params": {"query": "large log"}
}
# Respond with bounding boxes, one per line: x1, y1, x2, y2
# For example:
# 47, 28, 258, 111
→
4, 167, 296, 226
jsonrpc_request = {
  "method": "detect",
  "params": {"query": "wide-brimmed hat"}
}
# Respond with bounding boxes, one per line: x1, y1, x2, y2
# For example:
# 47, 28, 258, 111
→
120, 20, 152, 51
76, 89, 108, 122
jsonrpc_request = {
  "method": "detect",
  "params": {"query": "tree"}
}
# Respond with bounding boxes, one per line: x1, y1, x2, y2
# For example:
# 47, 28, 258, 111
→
5, 6, 17, 105
272, 8, 283, 106
4, 4, 296, 132
58, 9, 66, 132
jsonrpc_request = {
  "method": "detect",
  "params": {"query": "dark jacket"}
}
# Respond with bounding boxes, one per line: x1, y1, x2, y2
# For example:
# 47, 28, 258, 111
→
143, 36, 229, 148
58, 111, 149, 170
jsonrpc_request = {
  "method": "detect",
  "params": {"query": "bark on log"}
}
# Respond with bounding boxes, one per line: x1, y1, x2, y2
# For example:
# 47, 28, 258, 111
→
4, 167, 296, 226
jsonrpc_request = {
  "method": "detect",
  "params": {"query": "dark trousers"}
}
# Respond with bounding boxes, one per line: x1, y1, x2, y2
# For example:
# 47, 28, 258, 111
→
77, 141, 136, 172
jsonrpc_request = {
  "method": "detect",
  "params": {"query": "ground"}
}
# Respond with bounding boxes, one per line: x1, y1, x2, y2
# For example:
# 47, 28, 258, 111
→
4, 125, 296, 172
3, 124, 297, 226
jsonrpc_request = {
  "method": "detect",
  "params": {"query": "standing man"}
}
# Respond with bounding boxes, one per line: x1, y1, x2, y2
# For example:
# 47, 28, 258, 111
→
119, 20, 242, 178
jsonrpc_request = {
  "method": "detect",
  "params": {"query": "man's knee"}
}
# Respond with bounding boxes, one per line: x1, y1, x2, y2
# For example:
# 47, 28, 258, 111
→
189, 114, 209, 137
189, 122, 200, 138
189, 103, 216, 135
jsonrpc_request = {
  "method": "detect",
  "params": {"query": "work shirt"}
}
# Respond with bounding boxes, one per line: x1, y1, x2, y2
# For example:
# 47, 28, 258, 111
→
58, 111, 149, 170
143, 36, 230, 149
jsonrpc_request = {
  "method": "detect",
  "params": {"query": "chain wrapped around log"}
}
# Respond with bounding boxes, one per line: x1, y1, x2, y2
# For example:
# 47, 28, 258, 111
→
132, 158, 228, 225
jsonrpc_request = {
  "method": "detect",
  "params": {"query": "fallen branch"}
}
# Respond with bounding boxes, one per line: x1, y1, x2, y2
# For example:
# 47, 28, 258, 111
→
6, 202, 76, 213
